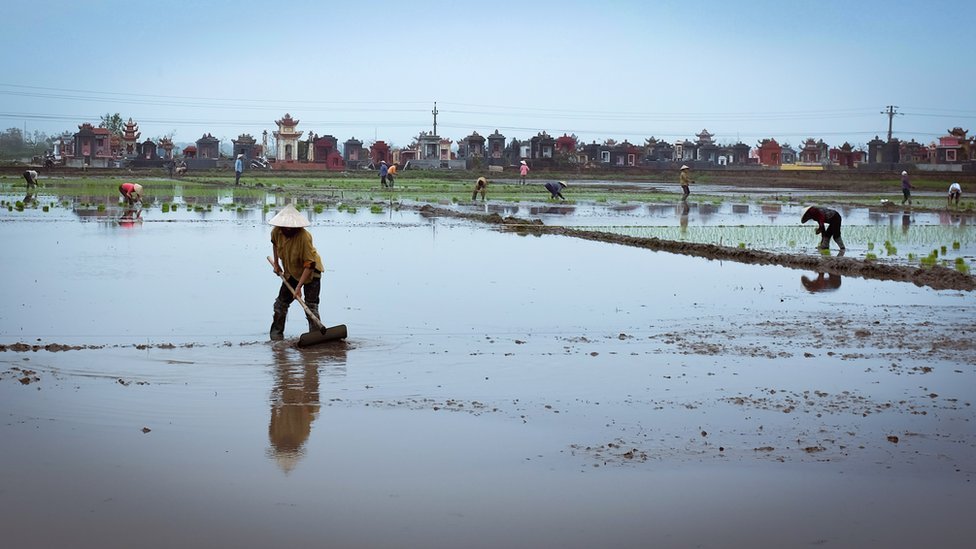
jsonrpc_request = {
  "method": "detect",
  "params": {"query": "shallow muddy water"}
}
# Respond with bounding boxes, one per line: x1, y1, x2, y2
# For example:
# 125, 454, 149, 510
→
2, 189, 975, 548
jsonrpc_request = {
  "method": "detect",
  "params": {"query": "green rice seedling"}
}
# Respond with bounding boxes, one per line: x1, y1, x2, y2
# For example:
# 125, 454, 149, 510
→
819, 248, 831, 256
953, 241, 961, 249
738, 242, 746, 249
867, 242, 874, 251
97, 204, 105, 212
313, 205, 324, 214
865, 253, 877, 261
955, 258, 970, 274
940, 245, 947, 255
162, 203, 170, 212
907, 253, 916, 261
14, 201, 24, 211
788, 240, 796, 247
370, 204, 383, 214
345, 206, 358, 214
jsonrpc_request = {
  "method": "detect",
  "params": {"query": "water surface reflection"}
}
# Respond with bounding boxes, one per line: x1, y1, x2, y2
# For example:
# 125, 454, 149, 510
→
268, 343, 347, 473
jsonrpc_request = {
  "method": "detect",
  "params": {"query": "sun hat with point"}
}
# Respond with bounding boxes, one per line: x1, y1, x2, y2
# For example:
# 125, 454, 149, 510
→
268, 204, 310, 228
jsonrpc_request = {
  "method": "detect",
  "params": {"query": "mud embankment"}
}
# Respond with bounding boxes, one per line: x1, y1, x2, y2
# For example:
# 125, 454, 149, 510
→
419, 205, 976, 292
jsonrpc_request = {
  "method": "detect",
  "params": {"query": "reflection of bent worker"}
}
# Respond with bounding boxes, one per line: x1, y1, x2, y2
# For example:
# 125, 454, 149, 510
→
801, 206, 845, 251
801, 272, 842, 293
472, 176, 488, 201
118, 182, 144, 205
544, 180, 567, 200
119, 208, 142, 228
269, 204, 324, 341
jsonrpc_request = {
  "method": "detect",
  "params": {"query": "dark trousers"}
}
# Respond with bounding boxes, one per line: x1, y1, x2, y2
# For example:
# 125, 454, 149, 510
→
235, 171, 242, 185
277, 275, 320, 307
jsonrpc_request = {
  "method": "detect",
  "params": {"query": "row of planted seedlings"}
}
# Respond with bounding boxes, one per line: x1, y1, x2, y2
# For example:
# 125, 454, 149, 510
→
587, 224, 975, 272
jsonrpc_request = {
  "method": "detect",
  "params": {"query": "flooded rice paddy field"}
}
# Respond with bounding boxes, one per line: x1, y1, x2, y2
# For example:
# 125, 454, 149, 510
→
2, 184, 975, 548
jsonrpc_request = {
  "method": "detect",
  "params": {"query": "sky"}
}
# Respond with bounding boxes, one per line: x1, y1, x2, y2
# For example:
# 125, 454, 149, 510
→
2, 0, 974, 152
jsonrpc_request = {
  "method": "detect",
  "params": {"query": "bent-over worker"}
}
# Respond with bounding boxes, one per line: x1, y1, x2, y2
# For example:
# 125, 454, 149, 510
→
23, 169, 38, 189
544, 180, 567, 200
472, 176, 488, 201
948, 182, 962, 207
118, 182, 144, 205
801, 205, 845, 251
386, 162, 397, 187
269, 204, 324, 341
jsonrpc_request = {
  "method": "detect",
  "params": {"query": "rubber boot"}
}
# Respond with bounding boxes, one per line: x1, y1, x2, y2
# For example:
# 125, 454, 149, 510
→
270, 299, 288, 341
306, 304, 321, 332
818, 236, 830, 250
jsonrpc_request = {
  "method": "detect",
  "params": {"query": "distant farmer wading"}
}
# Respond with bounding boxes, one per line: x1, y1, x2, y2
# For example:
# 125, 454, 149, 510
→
679, 165, 693, 199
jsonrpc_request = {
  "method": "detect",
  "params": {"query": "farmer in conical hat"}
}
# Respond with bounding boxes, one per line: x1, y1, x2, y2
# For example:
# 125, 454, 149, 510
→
519, 160, 529, 185
801, 205, 845, 251
679, 165, 693, 200
118, 182, 144, 205
544, 180, 568, 200
379, 160, 389, 188
235, 153, 245, 186
268, 204, 324, 340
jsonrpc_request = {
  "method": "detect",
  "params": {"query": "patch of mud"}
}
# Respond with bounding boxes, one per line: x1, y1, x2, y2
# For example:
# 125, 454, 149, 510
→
418, 205, 976, 291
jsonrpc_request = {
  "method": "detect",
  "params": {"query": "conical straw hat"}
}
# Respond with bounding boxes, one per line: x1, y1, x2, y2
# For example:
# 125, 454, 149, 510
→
268, 204, 310, 228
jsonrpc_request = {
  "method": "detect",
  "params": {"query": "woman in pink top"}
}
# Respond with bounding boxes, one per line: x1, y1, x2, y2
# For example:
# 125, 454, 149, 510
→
519, 160, 529, 185
118, 182, 144, 205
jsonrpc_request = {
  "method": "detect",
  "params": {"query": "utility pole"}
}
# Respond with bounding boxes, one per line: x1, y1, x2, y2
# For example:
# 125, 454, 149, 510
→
881, 105, 901, 142
432, 102, 439, 136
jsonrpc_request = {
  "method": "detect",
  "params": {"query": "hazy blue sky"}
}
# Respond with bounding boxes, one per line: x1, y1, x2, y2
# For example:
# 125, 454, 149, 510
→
2, 0, 974, 150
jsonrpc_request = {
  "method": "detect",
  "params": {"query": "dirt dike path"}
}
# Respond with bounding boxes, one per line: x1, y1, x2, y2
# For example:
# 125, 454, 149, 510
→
418, 205, 975, 292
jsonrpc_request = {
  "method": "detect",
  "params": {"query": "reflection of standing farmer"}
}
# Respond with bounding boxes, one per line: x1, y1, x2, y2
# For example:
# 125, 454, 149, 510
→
269, 204, 324, 341
679, 165, 693, 199
544, 180, 567, 200
235, 154, 244, 185
118, 182, 144, 205
23, 170, 38, 189
519, 160, 529, 185
901, 171, 913, 205
386, 162, 397, 187
472, 177, 488, 201
379, 160, 389, 188
801, 206, 845, 251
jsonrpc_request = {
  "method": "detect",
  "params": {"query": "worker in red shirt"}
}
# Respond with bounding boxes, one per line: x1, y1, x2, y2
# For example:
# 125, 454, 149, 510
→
118, 182, 144, 205
801, 206, 845, 251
